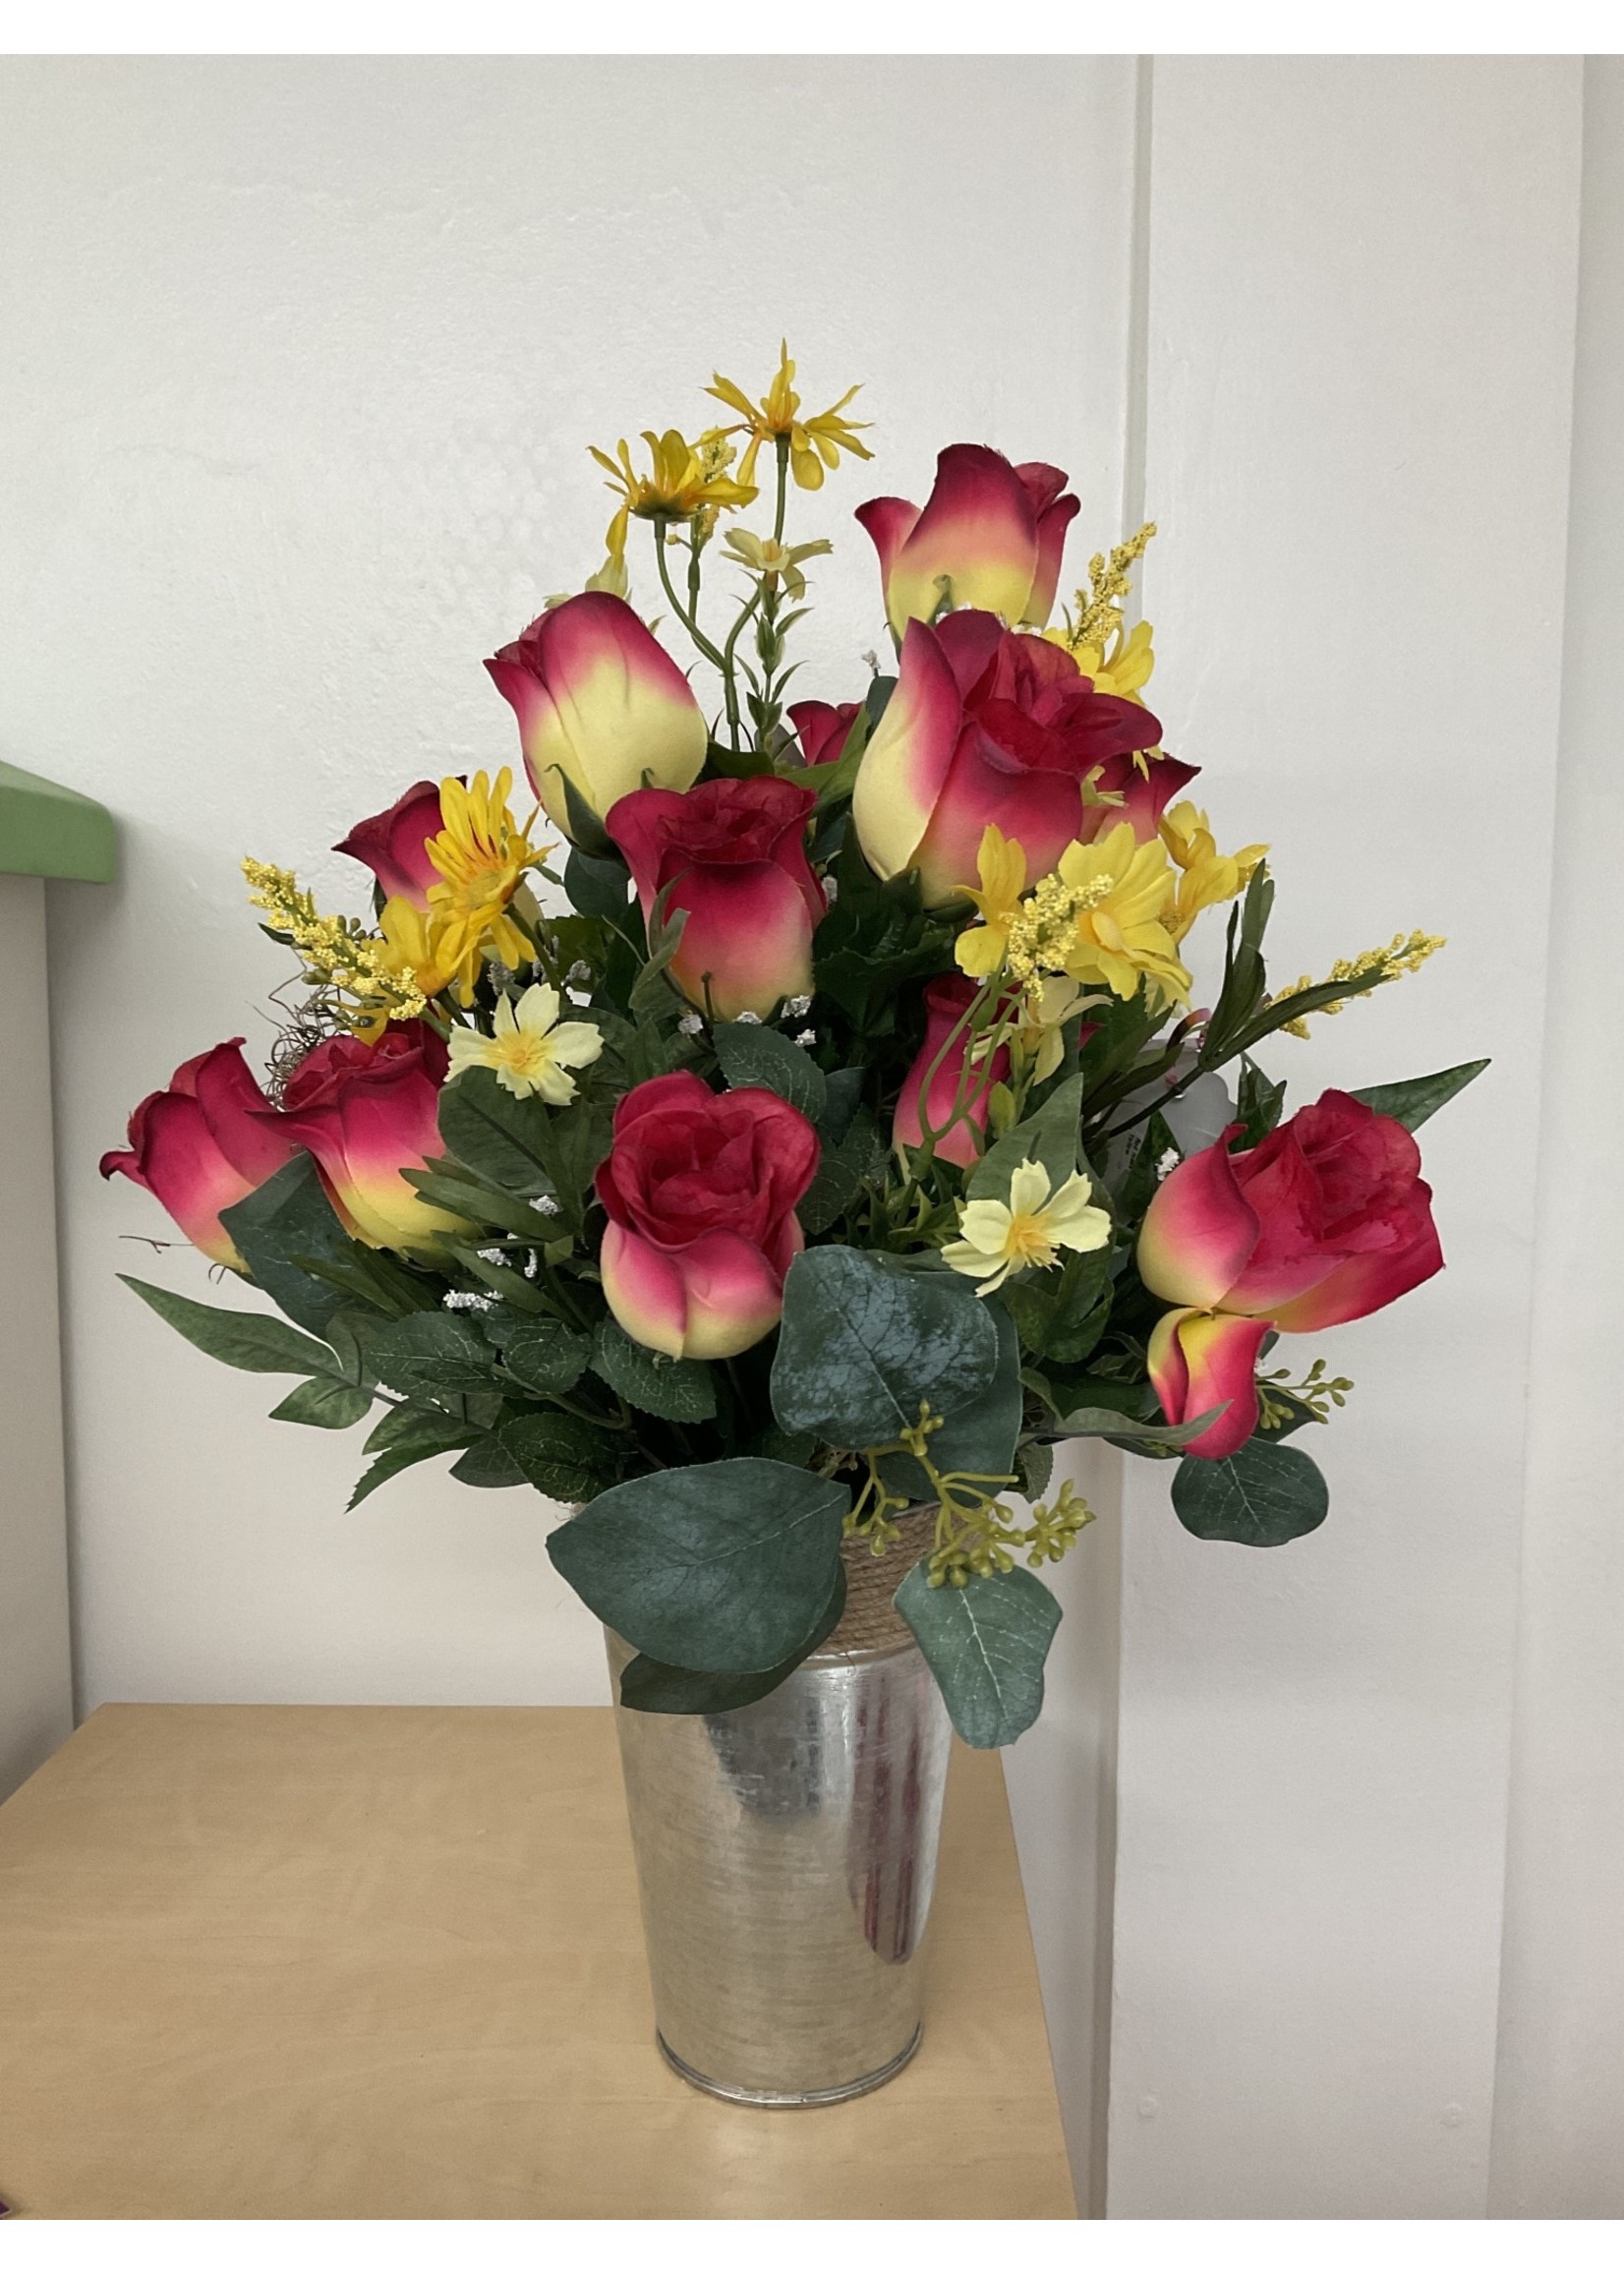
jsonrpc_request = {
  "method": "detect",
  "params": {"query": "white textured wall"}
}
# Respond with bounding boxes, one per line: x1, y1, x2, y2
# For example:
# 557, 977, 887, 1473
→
1107, 58, 1581, 2217
1490, 56, 1624, 2220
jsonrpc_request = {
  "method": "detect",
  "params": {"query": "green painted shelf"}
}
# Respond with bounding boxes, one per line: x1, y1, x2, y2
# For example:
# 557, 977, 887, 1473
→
0, 762, 115, 883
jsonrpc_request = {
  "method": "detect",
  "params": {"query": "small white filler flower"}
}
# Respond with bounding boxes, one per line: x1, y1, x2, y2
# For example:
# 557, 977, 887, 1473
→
942, 1158, 1111, 1297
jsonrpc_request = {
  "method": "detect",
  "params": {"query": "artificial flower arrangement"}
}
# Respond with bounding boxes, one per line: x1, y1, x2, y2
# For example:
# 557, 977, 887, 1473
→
103, 348, 1482, 1748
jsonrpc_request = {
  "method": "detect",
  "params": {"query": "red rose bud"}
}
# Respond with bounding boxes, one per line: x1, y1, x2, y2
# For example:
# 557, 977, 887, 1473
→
892, 973, 1012, 1170
854, 443, 1080, 639
787, 698, 861, 770
1138, 1090, 1443, 1336
485, 591, 707, 841
100, 1039, 297, 1269
607, 776, 823, 1022
595, 1071, 820, 1361
1146, 1309, 1274, 1461
270, 1021, 463, 1253
334, 781, 445, 908
852, 609, 1192, 905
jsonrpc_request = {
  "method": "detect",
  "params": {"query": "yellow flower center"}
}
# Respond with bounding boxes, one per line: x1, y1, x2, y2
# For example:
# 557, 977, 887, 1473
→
1002, 1212, 1057, 1268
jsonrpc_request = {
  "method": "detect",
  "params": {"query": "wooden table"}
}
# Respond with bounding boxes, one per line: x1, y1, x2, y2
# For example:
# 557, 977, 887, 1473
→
0, 1706, 1075, 2219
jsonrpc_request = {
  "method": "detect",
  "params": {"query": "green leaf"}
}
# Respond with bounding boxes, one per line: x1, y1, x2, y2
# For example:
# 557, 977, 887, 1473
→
712, 1020, 827, 1120
1053, 1404, 1225, 1450
553, 770, 614, 858
895, 1561, 1062, 1749
877, 1301, 1021, 1503
1199, 864, 1275, 1067
999, 1246, 1112, 1367
1235, 1057, 1287, 1145
447, 1243, 552, 1314
564, 845, 631, 921
400, 1165, 559, 1242
498, 1411, 610, 1501
628, 899, 690, 1017
438, 1069, 554, 1199
535, 1101, 612, 1232
818, 1067, 865, 1146
363, 1403, 478, 1459
269, 1377, 373, 1429
1016, 1439, 1054, 1501
1171, 1435, 1329, 1545
497, 1317, 593, 1396
797, 1105, 886, 1238
449, 1434, 527, 1487
120, 1275, 342, 1376
616, 1565, 848, 1716
966, 1074, 1086, 1204
771, 1247, 999, 1450
547, 1458, 848, 1672
1351, 1059, 1489, 1133
590, 1319, 716, 1422
218, 1154, 357, 1333
1110, 1111, 1177, 1223
348, 1426, 477, 1509
347, 1311, 502, 1411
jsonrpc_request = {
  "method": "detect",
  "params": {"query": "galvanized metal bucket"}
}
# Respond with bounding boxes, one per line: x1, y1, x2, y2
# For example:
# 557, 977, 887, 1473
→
606, 1516, 952, 2106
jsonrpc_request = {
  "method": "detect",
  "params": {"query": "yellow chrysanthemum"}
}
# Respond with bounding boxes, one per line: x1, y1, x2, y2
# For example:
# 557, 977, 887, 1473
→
1159, 800, 1269, 944
955, 825, 1030, 980
1044, 825, 1191, 1009
1045, 616, 1157, 704
377, 895, 459, 1005
943, 1159, 1112, 1297
423, 770, 550, 1004
446, 984, 604, 1105
590, 428, 757, 561
707, 342, 873, 493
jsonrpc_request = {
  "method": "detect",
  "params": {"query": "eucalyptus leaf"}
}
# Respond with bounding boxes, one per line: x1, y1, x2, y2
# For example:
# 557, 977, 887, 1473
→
616, 1566, 848, 1716
895, 1561, 1063, 1749
771, 1247, 999, 1450
548, 1458, 848, 1672
1171, 1435, 1329, 1545
877, 1302, 1021, 1503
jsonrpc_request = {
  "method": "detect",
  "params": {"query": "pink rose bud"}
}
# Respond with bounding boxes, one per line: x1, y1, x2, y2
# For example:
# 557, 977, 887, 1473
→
852, 609, 1193, 905
270, 1021, 462, 1253
595, 1072, 821, 1362
100, 1040, 297, 1269
786, 698, 862, 770
485, 591, 707, 841
333, 781, 446, 909
1138, 1090, 1444, 1333
1146, 1309, 1275, 1461
607, 776, 823, 1023
855, 442, 1081, 638
892, 973, 1012, 1169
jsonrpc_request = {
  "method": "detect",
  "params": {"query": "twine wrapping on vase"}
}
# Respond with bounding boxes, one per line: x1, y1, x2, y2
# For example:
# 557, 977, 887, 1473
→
816, 1506, 937, 1659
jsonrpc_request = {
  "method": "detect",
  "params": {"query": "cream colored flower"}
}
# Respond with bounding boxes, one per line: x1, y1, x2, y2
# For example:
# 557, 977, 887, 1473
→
721, 528, 833, 600
446, 984, 603, 1104
942, 1159, 1111, 1296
